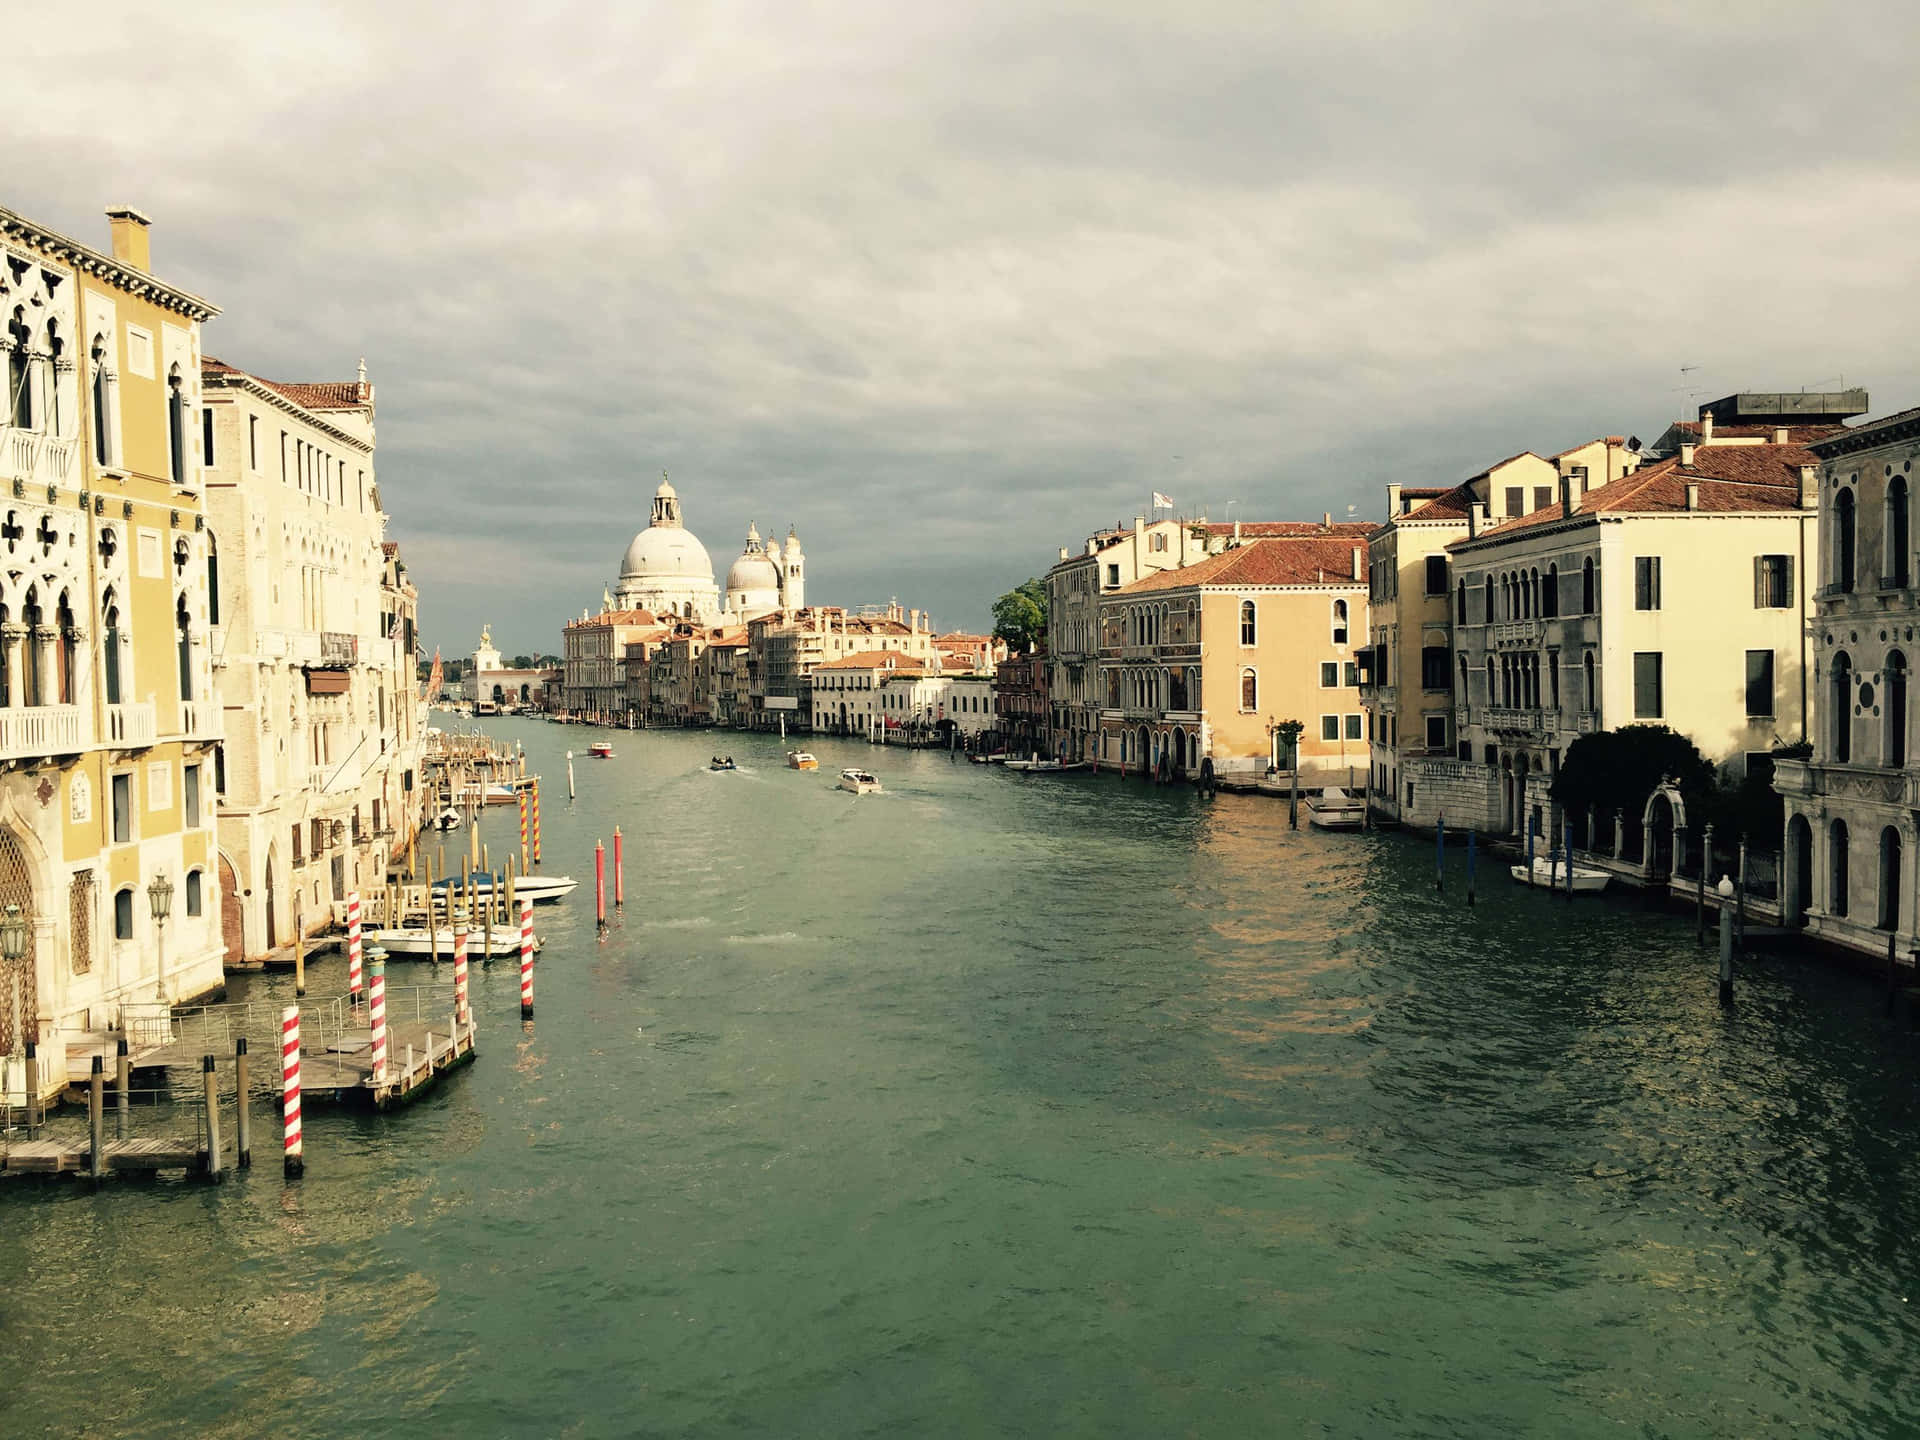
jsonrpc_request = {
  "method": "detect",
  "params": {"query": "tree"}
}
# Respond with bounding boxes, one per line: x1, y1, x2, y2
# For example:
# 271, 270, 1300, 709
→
1551, 724, 1714, 822
992, 577, 1049, 652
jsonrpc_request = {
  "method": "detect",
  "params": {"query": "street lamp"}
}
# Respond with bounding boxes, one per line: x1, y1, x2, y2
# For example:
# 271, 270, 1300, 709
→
147, 872, 174, 1005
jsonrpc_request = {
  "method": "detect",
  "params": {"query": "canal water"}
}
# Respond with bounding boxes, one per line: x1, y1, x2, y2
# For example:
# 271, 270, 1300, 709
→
5, 716, 1920, 1438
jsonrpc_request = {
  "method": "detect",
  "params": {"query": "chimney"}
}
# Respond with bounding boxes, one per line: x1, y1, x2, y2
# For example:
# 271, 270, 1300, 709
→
1560, 475, 1581, 516
1679, 442, 1696, 466
1232, 518, 1241, 545
1685, 482, 1700, 511
1699, 413, 1714, 444
1468, 500, 1487, 537
1058, 547, 1069, 562
1774, 427, 1790, 445
1322, 512, 1332, 530
105, 207, 152, 272
1350, 545, 1362, 581
1799, 465, 1819, 507
1387, 482, 1403, 517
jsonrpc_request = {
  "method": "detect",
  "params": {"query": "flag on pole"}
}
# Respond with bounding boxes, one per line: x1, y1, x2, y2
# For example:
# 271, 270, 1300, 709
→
1152, 492, 1173, 509
425, 648, 444, 703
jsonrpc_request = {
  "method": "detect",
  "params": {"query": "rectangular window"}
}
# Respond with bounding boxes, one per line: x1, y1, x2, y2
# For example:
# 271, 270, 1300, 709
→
1746, 649, 1775, 717
1320, 714, 1339, 741
1106, 564, 1120, 587
1421, 646, 1449, 691
1634, 556, 1661, 610
1344, 713, 1362, 741
1320, 661, 1338, 688
184, 764, 201, 827
1425, 714, 1447, 749
292, 822, 303, 867
1424, 555, 1447, 595
1533, 485, 1553, 512
280, 430, 288, 482
1633, 651, 1664, 718
1754, 554, 1793, 608
1344, 661, 1360, 687
201, 407, 214, 466
248, 414, 258, 470
1505, 486, 1524, 517
111, 773, 132, 844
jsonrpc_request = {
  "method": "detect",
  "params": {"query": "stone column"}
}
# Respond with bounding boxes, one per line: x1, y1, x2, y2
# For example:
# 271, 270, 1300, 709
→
30, 626, 55, 706
61, 622, 86, 710
0, 623, 23, 709
1613, 808, 1626, 861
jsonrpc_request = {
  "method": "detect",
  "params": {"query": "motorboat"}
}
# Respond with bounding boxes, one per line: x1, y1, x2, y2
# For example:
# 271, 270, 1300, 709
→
588, 741, 614, 759
431, 806, 464, 831
1510, 856, 1612, 894
429, 870, 580, 904
368, 927, 540, 958
710, 756, 737, 772
1004, 758, 1093, 774
1306, 788, 1366, 831
786, 751, 819, 771
968, 752, 1009, 765
838, 768, 882, 794
455, 781, 520, 806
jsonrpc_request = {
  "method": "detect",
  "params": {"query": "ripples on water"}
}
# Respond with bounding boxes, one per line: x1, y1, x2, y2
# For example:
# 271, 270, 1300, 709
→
6, 721, 1920, 1437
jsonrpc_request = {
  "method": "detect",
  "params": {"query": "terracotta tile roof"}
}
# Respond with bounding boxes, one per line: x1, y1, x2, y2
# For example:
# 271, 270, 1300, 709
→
565, 608, 659, 628
814, 650, 928, 671
262, 378, 371, 410
1197, 520, 1377, 538
1397, 480, 1479, 521
381, 541, 400, 557
1454, 441, 1816, 545
1547, 437, 1628, 459
1399, 486, 1452, 499
1116, 535, 1366, 593
1670, 420, 1844, 442
935, 631, 990, 644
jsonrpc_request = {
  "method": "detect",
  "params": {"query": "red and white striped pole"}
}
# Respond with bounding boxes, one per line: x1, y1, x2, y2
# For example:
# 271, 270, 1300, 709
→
531, 779, 542, 867
518, 787, 530, 871
595, 839, 607, 935
613, 825, 624, 909
280, 1005, 304, 1178
369, 957, 388, 1086
346, 891, 363, 1008
453, 915, 470, 1030
519, 896, 534, 1018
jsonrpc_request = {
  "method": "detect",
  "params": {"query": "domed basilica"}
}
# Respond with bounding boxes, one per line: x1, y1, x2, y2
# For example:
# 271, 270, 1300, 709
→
611, 475, 805, 621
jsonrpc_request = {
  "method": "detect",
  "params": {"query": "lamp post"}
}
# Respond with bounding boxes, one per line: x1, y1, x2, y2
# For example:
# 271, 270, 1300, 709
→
1716, 874, 1735, 1006
2, 902, 26, 1111
147, 871, 174, 1006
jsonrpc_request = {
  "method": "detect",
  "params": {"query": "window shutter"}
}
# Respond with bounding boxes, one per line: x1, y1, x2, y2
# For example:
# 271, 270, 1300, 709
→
1754, 554, 1765, 609
1783, 554, 1794, 603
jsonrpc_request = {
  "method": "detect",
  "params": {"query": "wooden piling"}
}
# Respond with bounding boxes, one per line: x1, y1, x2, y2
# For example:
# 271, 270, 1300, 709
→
293, 915, 306, 998
23, 1041, 37, 1137
115, 1035, 130, 1139
1697, 824, 1713, 946
202, 1055, 223, 1182
235, 1038, 252, 1167
369, 958, 389, 1085
484, 878, 494, 960
88, 1056, 105, 1181
595, 839, 607, 935
1466, 828, 1476, 906
519, 896, 535, 1019
1435, 815, 1445, 892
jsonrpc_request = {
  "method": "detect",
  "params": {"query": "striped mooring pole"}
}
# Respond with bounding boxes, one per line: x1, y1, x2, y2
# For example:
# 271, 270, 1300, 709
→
369, 957, 389, 1086
518, 787, 529, 871
531, 779, 542, 867
346, 892, 364, 1008
519, 896, 535, 1019
453, 917, 470, 1029
281, 1006, 304, 1178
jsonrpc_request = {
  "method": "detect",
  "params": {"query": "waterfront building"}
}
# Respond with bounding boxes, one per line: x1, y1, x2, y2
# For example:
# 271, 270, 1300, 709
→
993, 649, 1048, 755
749, 603, 939, 733
811, 651, 926, 738
1439, 412, 1834, 841
1775, 400, 1920, 951
460, 625, 549, 710
1097, 532, 1372, 779
202, 351, 425, 962
560, 608, 665, 721
0, 203, 226, 1100
934, 632, 1004, 673
1362, 441, 1637, 823
876, 669, 984, 745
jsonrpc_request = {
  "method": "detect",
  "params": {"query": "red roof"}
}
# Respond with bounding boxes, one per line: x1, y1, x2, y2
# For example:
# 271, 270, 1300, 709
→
1117, 536, 1365, 593
203, 356, 371, 411
1197, 520, 1376, 538
565, 609, 659, 629
815, 650, 927, 671
1670, 420, 1843, 443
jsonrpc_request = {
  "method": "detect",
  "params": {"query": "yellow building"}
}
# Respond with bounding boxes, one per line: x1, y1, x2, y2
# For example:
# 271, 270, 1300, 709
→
0, 203, 224, 1105
1097, 532, 1372, 780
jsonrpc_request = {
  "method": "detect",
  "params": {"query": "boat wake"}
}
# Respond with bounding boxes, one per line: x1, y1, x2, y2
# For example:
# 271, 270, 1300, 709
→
643, 916, 714, 930
725, 931, 802, 945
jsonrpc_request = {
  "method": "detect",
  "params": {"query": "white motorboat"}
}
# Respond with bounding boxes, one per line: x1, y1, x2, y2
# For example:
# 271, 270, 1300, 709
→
369, 927, 540, 958
430, 870, 579, 903
1307, 787, 1366, 831
1004, 758, 1094, 774
838, 768, 882, 794
431, 807, 464, 831
1510, 857, 1612, 894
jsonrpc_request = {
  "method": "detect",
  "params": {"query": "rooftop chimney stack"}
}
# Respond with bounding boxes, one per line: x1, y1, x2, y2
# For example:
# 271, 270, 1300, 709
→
1387, 482, 1403, 517
1774, 427, 1790, 445
1699, 413, 1714, 444
105, 207, 152, 272
1685, 482, 1700, 511
1679, 442, 1696, 466
1469, 500, 1487, 537
1561, 475, 1581, 516
1322, 512, 1332, 530
1350, 545, 1362, 581
1799, 465, 1819, 507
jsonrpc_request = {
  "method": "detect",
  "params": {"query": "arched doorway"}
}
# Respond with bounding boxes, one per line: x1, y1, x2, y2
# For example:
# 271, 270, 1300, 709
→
1171, 726, 1189, 779
219, 853, 244, 966
0, 827, 34, 1054
1136, 725, 1151, 778
1830, 819, 1850, 918
1641, 781, 1686, 884
1880, 827, 1902, 932
263, 852, 278, 949
1786, 814, 1813, 927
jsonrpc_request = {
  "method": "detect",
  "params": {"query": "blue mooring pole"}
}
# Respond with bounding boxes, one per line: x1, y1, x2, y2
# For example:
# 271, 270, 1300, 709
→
1564, 830, 1575, 900
1466, 827, 1476, 906
1525, 812, 1535, 872
1436, 813, 1445, 892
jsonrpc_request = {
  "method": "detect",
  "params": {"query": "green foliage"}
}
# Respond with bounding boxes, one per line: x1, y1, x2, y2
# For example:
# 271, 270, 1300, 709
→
1551, 724, 1714, 819
992, 577, 1050, 652
1700, 763, 1785, 845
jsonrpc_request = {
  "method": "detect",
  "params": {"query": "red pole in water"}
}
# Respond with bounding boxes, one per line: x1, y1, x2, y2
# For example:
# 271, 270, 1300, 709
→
614, 825, 624, 909
595, 839, 607, 935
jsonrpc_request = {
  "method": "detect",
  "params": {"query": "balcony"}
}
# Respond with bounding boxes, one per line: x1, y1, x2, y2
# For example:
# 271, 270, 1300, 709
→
318, 632, 358, 667
4, 431, 76, 489
1485, 706, 1545, 736
1493, 621, 1541, 649
310, 764, 357, 797
106, 701, 156, 748
1575, 709, 1600, 734
0, 703, 83, 760
173, 700, 222, 742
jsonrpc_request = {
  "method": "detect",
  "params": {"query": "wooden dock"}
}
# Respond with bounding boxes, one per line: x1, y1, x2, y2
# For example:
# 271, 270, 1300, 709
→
1, 1136, 208, 1176
134, 1017, 476, 1110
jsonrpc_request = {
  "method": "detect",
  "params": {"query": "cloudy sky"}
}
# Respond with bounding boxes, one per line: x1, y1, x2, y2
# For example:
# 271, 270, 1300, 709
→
13, 2, 1919, 653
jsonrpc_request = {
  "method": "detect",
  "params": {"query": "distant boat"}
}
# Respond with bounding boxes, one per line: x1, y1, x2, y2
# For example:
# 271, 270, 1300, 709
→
429, 871, 579, 903
431, 806, 463, 831
1004, 758, 1092, 774
1306, 787, 1366, 831
838, 767, 882, 794
455, 781, 519, 806
369, 927, 538, 958
968, 752, 1008, 765
1510, 857, 1611, 894
787, 751, 818, 771
588, 741, 613, 759
710, 757, 737, 772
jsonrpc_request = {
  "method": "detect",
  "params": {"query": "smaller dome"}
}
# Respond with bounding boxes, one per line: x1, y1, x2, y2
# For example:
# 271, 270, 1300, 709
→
727, 549, 780, 593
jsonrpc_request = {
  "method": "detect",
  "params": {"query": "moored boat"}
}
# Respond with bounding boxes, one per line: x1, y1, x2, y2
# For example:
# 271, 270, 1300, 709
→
1306, 787, 1366, 831
710, 756, 737, 771
431, 806, 463, 831
1510, 857, 1611, 894
369, 926, 540, 958
429, 870, 579, 903
838, 767, 882, 794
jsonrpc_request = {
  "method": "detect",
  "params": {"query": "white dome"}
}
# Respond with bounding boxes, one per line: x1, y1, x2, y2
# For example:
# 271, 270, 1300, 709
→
620, 526, 713, 582
726, 549, 780, 593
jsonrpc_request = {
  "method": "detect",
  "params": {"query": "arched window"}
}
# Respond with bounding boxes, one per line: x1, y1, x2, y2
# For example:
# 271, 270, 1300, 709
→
1581, 557, 1595, 613
1331, 600, 1348, 645
21, 587, 41, 706
7, 307, 32, 429
176, 592, 193, 703
55, 591, 74, 705
1835, 487, 1857, 593
1832, 652, 1854, 764
1239, 599, 1255, 646
1582, 651, 1596, 710
206, 532, 220, 626
185, 869, 204, 918
1456, 579, 1467, 624
1831, 818, 1850, 917
167, 365, 187, 485
114, 887, 134, 940
1543, 563, 1559, 618
1889, 475, 1911, 589
1890, 652, 1909, 768
1240, 668, 1257, 711
44, 320, 63, 437
90, 334, 112, 464
1484, 574, 1495, 622
102, 587, 122, 706
1881, 828, 1902, 931
1485, 655, 1495, 704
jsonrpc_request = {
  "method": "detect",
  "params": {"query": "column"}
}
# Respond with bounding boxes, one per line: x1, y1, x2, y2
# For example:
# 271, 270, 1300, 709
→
0, 623, 22, 709
31, 625, 56, 706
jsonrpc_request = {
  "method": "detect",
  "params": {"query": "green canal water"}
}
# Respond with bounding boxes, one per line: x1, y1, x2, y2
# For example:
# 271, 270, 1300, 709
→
5, 715, 1920, 1437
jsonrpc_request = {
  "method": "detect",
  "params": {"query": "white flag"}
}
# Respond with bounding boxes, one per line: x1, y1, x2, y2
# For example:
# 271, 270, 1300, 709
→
1152, 492, 1173, 509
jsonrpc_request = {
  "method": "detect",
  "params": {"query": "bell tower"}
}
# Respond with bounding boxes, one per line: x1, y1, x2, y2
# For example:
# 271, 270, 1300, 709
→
783, 527, 805, 611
